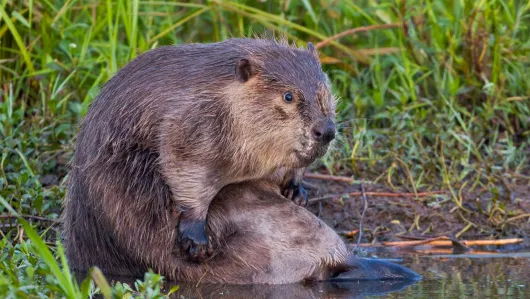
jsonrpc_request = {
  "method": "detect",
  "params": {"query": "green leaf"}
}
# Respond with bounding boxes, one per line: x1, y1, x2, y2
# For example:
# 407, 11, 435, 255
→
80, 274, 94, 298
300, 0, 317, 24
168, 284, 180, 295
12, 11, 30, 28
0, 4, 35, 74
91, 267, 113, 299
0, 195, 79, 299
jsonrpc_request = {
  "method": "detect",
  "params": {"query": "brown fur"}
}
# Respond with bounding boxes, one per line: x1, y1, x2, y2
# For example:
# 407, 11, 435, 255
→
66, 179, 347, 284
63, 37, 336, 264
66, 179, 422, 284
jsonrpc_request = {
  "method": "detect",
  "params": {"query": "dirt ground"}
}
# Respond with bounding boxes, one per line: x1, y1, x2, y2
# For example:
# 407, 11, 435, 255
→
31, 166, 530, 246
303, 175, 530, 244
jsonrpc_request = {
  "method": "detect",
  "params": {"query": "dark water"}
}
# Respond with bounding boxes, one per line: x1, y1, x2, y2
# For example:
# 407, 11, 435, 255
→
108, 248, 530, 298
375, 252, 530, 299
168, 251, 529, 298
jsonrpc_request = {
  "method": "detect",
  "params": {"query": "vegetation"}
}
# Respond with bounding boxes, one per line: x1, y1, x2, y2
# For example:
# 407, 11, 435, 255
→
0, 0, 528, 297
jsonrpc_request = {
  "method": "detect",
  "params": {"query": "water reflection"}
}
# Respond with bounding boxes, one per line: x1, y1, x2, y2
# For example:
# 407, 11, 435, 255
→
105, 251, 530, 298
391, 253, 530, 298
164, 279, 419, 298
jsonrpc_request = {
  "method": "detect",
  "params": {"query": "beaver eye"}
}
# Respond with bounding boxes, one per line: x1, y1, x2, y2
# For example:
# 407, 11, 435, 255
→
283, 92, 294, 103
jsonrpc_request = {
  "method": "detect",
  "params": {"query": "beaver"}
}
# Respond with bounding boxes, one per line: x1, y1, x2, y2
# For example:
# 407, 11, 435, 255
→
66, 179, 421, 284
63, 37, 336, 262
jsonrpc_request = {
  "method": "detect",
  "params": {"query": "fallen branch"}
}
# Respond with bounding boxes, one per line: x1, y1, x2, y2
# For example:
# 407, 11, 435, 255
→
304, 172, 353, 184
315, 23, 400, 49
309, 190, 445, 203
356, 47, 400, 56
382, 237, 524, 247
413, 248, 498, 255
382, 236, 450, 247
461, 239, 525, 246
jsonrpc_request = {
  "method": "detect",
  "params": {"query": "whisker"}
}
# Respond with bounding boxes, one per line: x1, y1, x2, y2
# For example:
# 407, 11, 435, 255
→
336, 118, 378, 124
330, 139, 346, 147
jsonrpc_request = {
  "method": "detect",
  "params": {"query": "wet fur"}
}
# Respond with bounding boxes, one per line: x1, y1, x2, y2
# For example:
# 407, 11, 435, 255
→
66, 180, 421, 284
63, 37, 336, 264
66, 180, 347, 284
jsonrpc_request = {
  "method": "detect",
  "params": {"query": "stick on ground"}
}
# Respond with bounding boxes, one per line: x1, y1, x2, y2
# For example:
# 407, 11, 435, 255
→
309, 190, 445, 203
382, 237, 524, 247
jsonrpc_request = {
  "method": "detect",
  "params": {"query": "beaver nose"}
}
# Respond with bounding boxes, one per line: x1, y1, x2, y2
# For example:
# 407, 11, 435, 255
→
311, 119, 336, 144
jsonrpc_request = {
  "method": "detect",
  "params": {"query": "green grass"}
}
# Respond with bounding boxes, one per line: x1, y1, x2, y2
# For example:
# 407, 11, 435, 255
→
0, 0, 529, 297
0, 195, 177, 298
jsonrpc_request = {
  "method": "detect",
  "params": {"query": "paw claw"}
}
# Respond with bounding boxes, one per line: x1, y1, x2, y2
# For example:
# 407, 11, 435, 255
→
282, 180, 309, 207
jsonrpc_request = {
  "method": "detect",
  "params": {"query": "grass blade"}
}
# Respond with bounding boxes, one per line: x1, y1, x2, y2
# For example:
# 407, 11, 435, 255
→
130, 0, 139, 59
300, 0, 317, 24
0, 195, 79, 299
148, 7, 210, 44
0, 3, 35, 74
91, 267, 113, 299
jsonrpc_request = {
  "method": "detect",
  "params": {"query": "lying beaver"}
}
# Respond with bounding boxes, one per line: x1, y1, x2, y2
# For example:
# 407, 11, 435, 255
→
64, 37, 336, 261
66, 179, 421, 284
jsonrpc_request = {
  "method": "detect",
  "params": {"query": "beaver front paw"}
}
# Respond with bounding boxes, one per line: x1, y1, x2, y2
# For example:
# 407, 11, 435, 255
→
177, 219, 213, 262
282, 180, 308, 207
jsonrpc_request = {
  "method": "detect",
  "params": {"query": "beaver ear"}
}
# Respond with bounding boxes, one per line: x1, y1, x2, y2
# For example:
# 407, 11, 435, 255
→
235, 59, 255, 83
307, 42, 319, 60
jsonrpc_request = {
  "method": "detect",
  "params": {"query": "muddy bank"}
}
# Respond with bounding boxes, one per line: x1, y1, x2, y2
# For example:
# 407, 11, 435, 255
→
304, 176, 530, 243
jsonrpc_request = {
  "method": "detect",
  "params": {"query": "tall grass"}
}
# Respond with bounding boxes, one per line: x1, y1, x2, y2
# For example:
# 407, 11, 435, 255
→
0, 195, 177, 298
0, 0, 529, 296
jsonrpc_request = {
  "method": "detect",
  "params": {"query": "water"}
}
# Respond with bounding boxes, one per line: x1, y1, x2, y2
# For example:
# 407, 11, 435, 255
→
381, 252, 530, 298
107, 249, 530, 298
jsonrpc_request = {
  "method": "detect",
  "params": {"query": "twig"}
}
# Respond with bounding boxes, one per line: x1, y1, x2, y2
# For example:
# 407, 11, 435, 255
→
355, 47, 400, 56
354, 180, 368, 255
416, 249, 500, 255
413, 248, 455, 255
338, 229, 359, 238
315, 23, 400, 49
18, 227, 24, 244
506, 213, 530, 223
0, 214, 59, 223
304, 172, 353, 184
309, 190, 445, 203
461, 239, 524, 246
382, 236, 450, 247
382, 237, 523, 247
395, 235, 429, 240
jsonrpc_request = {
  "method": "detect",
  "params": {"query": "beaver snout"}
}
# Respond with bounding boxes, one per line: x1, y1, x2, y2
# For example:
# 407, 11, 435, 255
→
311, 118, 336, 144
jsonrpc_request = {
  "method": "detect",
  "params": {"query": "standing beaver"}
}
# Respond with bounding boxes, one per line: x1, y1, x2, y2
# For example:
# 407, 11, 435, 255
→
63, 37, 336, 262
66, 179, 421, 284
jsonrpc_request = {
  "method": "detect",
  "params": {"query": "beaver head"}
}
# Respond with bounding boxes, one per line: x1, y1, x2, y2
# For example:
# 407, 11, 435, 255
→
225, 39, 336, 170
